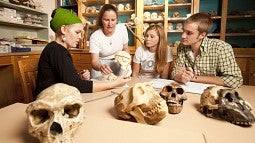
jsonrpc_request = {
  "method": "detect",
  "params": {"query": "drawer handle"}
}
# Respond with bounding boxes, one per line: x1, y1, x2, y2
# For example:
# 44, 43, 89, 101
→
21, 56, 29, 58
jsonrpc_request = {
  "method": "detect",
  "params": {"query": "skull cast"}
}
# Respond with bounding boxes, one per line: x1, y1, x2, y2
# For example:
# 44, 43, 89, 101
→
160, 82, 187, 114
115, 51, 132, 78
26, 83, 85, 143
114, 82, 168, 125
200, 86, 255, 126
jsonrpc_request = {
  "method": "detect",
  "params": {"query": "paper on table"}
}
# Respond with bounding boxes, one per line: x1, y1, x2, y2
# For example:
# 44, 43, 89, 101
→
151, 79, 215, 94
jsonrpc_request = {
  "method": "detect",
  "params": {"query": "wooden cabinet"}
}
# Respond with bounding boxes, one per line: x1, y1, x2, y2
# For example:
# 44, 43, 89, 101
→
0, 52, 40, 108
0, 1, 49, 42
199, 0, 255, 48
71, 52, 92, 72
234, 48, 255, 85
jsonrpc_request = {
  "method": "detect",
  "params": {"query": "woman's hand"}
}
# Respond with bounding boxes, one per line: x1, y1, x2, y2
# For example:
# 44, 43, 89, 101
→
100, 64, 113, 75
113, 75, 131, 87
79, 69, 90, 80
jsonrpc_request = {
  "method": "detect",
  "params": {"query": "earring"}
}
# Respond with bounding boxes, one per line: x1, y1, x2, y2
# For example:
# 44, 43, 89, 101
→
62, 36, 66, 42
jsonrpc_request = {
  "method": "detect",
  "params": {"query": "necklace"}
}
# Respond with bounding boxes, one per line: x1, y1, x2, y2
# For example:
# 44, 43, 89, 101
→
109, 39, 112, 45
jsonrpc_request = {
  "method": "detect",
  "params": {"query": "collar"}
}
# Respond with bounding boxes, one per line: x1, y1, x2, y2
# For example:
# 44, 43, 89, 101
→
200, 36, 209, 54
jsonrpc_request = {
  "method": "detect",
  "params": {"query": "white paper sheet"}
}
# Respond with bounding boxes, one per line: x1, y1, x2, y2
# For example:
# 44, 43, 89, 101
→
151, 79, 215, 94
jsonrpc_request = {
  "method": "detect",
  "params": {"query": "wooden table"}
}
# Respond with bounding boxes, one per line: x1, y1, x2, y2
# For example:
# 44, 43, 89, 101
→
0, 77, 255, 143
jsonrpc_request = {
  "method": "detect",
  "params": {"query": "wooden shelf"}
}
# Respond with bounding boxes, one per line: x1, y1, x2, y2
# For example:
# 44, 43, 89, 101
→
168, 17, 187, 22
144, 5, 164, 10
0, 20, 47, 29
225, 33, 255, 36
0, 1, 47, 15
168, 3, 192, 8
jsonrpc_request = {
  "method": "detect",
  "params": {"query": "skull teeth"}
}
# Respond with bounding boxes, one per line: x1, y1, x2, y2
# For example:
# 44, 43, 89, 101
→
231, 121, 252, 126
146, 100, 166, 115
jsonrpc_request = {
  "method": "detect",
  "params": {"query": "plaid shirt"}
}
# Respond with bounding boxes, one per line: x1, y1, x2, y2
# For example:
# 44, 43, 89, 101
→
171, 37, 243, 88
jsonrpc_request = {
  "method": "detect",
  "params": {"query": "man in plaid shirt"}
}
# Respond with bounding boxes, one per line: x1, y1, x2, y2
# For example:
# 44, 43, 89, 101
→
171, 12, 243, 88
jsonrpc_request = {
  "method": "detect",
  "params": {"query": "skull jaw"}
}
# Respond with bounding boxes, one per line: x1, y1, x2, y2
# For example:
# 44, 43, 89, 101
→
168, 104, 183, 114
129, 100, 168, 125
218, 107, 255, 127
129, 106, 167, 125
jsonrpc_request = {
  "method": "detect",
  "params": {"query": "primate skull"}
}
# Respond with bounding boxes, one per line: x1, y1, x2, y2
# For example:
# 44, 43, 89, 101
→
26, 83, 85, 143
160, 82, 187, 114
200, 86, 255, 126
114, 82, 168, 125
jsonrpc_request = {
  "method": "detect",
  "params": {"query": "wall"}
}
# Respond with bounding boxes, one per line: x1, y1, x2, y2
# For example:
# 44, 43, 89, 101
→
41, 0, 56, 41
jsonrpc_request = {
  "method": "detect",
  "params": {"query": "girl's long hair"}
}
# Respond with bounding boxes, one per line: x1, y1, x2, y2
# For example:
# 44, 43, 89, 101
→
144, 24, 168, 74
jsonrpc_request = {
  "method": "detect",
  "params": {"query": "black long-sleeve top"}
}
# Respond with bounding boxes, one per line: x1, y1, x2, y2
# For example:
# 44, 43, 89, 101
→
34, 41, 93, 100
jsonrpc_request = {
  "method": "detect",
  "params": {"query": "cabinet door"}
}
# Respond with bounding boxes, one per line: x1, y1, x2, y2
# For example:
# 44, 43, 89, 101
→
71, 53, 92, 72
248, 58, 255, 85
225, 0, 255, 48
13, 54, 40, 103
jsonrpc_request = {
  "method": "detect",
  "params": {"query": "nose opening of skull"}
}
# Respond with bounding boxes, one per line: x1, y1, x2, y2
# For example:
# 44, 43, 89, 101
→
50, 122, 63, 136
63, 104, 81, 118
171, 93, 176, 98
31, 109, 50, 125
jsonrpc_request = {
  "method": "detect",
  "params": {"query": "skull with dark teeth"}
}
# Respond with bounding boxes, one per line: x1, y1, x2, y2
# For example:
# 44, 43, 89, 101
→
114, 82, 168, 125
200, 86, 255, 127
159, 82, 187, 114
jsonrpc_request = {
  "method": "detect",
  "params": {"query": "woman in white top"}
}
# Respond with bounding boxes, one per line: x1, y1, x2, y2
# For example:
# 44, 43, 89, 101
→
89, 4, 129, 79
132, 24, 173, 79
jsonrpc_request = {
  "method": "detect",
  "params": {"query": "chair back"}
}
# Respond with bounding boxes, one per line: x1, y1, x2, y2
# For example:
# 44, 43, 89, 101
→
18, 59, 38, 103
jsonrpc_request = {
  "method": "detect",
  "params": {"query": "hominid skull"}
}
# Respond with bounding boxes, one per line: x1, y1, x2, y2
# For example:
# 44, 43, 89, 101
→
115, 51, 132, 77
26, 83, 85, 143
160, 82, 187, 114
114, 82, 168, 125
200, 86, 255, 126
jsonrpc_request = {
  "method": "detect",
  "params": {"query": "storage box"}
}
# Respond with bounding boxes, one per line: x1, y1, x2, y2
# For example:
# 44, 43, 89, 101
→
11, 47, 31, 52
0, 45, 11, 53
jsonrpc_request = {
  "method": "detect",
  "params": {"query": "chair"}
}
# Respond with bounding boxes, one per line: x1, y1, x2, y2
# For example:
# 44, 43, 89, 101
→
18, 59, 38, 103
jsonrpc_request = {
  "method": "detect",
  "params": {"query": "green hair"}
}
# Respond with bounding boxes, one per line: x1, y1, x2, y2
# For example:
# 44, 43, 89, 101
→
50, 8, 82, 32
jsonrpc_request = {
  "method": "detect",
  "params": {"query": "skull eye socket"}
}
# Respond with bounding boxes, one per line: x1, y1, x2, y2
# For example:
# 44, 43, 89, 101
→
176, 88, 184, 94
30, 109, 50, 125
234, 91, 240, 99
225, 92, 233, 102
63, 104, 81, 118
165, 86, 173, 92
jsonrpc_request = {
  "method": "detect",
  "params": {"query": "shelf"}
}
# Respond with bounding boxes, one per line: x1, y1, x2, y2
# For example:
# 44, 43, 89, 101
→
83, 0, 105, 5
0, 1, 47, 15
211, 16, 222, 20
207, 33, 221, 37
168, 3, 192, 8
227, 15, 255, 20
110, 0, 133, 3
168, 17, 187, 22
144, 5, 164, 10
225, 33, 255, 36
168, 29, 183, 32
83, 9, 134, 17
144, 19, 164, 23
0, 20, 47, 29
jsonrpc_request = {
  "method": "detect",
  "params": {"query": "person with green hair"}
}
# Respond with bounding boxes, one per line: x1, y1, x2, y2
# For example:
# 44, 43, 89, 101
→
35, 8, 131, 99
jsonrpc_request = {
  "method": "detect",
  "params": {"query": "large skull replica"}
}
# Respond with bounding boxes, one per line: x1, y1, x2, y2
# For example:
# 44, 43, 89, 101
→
26, 83, 85, 143
160, 82, 187, 114
200, 86, 255, 126
114, 82, 168, 125
115, 51, 132, 77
